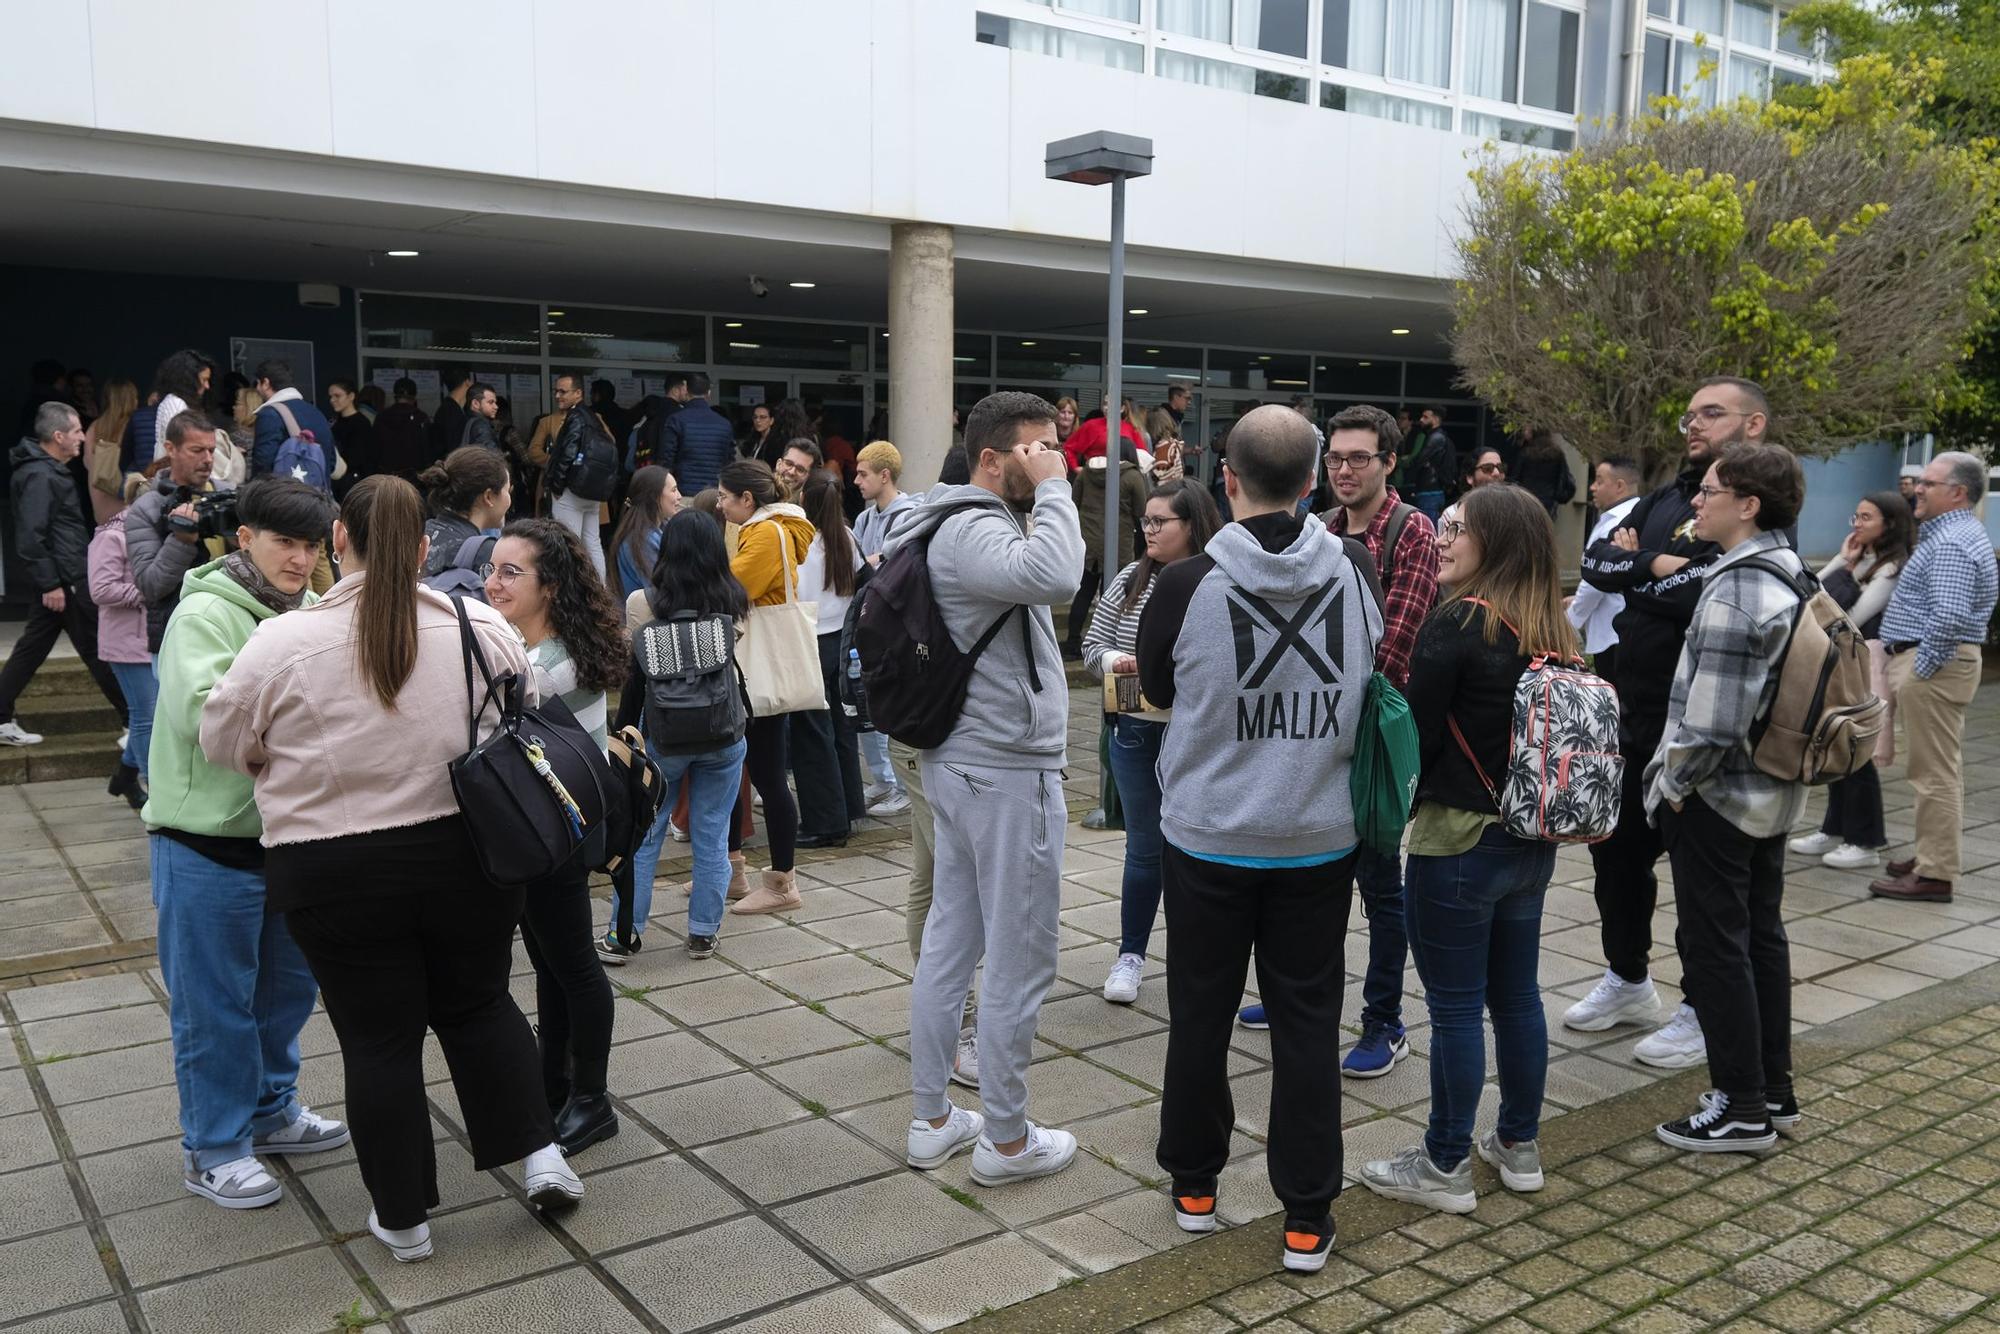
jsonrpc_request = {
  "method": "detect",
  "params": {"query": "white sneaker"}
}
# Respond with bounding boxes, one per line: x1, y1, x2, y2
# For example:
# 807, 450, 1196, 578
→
0, 721, 44, 747
184, 1155, 281, 1209
668, 819, 689, 844
117, 729, 129, 751
1788, 830, 1840, 856
867, 791, 911, 817
970, 1122, 1078, 1187
1103, 953, 1144, 1005
1633, 1002, 1707, 1069
906, 1105, 985, 1169
1823, 843, 1879, 870
523, 1143, 584, 1208
950, 1030, 980, 1089
253, 1106, 351, 1156
863, 781, 892, 806
1562, 969, 1661, 1032
367, 1208, 433, 1263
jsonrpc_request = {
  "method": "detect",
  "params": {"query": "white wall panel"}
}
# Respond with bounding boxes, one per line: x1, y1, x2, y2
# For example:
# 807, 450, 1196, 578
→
533, 0, 714, 197
0, 3, 94, 128
712, 1, 872, 215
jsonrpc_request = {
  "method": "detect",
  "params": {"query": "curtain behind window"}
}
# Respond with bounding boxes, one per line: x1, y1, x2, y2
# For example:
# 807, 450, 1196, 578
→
1463, 0, 1520, 100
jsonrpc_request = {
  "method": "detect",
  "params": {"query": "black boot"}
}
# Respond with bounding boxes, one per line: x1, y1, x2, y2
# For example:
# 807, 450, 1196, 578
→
107, 764, 144, 811
553, 1090, 618, 1157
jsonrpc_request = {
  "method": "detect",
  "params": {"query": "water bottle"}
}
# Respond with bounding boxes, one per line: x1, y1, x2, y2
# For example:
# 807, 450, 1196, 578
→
846, 648, 872, 731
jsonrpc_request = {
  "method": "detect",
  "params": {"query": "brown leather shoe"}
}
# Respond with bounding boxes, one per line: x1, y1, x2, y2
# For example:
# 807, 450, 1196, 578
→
1885, 857, 1916, 879
1869, 872, 1953, 903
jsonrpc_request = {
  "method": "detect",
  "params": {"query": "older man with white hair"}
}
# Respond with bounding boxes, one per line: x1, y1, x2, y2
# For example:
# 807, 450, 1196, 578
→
1870, 451, 1999, 904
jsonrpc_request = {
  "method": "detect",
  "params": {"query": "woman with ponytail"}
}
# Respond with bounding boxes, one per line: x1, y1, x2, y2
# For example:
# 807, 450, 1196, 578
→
202, 475, 585, 1265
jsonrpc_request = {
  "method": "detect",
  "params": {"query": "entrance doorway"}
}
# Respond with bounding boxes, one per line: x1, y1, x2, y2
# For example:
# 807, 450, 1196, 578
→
717, 375, 870, 464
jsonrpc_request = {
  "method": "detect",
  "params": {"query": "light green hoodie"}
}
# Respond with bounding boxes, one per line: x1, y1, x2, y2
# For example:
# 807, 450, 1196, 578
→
142, 558, 315, 838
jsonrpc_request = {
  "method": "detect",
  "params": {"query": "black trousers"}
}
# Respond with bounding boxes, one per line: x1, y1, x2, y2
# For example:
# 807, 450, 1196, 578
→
1157, 844, 1356, 1224
277, 824, 553, 1230
1589, 714, 1668, 984
0, 583, 127, 725
745, 713, 797, 872
791, 633, 866, 838
519, 862, 614, 1105
1063, 564, 1101, 654
1662, 795, 1792, 1111
1819, 762, 1885, 849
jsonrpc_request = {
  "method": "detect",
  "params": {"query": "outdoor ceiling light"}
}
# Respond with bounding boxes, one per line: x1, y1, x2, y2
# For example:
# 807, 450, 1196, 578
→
386, 249, 420, 257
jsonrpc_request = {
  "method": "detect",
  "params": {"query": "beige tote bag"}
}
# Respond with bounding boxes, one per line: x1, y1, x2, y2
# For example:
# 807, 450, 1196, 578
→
739, 519, 826, 716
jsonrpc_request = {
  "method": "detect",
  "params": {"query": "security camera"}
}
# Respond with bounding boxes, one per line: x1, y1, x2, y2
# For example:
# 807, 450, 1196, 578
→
748, 274, 769, 299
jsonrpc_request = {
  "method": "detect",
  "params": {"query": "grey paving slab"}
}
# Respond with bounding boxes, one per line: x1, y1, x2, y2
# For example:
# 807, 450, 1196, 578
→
403, 1266, 647, 1334
695, 1116, 901, 1205
547, 1151, 744, 1252
705, 1005, 866, 1066
55, 1083, 181, 1156
77, 1140, 198, 1217
298, 1140, 506, 1230
758, 951, 906, 1001
605, 1029, 742, 1097
105, 1190, 324, 1287
766, 1041, 915, 1110
0, 1108, 60, 1174
774, 1171, 999, 1276
867, 1232, 1075, 1331
6, 975, 156, 1024
627, 1069, 812, 1148
649, 970, 793, 1025
137, 1244, 371, 1334
0, 1163, 84, 1241
603, 1214, 837, 1331
351, 1197, 573, 1310
0, 1226, 115, 1324
0, 1303, 132, 1334
22, 1006, 170, 1061
716, 921, 847, 969
725, 1284, 911, 1334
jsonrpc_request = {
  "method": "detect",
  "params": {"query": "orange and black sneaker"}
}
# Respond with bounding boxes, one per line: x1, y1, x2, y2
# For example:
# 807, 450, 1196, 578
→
1282, 1217, 1335, 1273
1172, 1191, 1218, 1234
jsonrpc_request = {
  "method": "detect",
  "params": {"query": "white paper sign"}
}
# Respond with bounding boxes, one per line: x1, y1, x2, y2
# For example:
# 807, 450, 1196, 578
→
639, 376, 665, 399
611, 374, 641, 405
509, 373, 543, 417
369, 368, 404, 398
739, 384, 766, 406
409, 369, 441, 408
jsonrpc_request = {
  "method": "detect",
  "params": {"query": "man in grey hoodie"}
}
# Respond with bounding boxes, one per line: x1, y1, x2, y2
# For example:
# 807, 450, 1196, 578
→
1136, 405, 1384, 1273
888, 391, 1085, 1188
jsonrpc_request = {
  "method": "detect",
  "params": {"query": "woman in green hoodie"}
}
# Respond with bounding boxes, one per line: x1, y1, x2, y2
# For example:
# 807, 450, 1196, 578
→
146, 478, 350, 1211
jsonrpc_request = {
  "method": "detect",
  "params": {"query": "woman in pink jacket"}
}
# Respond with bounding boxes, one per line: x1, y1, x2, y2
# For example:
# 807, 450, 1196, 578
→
87, 474, 152, 807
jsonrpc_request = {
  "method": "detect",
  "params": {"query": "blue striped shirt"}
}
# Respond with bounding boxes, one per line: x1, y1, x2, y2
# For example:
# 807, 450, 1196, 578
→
1875, 509, 1998, 679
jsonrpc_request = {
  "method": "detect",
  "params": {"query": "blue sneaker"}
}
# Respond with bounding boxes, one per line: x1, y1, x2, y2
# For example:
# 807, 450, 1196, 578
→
1342, 1021, 1409, 1078
1237, 1004, 1269, 1030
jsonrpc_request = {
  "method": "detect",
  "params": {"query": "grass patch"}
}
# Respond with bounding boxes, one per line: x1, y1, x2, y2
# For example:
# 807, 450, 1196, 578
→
1060, 1275, 1087, 1289
335, 1300, 384, 1330
613, 984, 655, 1001
804, 1000, 828, 1015
799, 1098, 829, 1117
36, 1052, 77, 1065
940, 1183, 984, 1211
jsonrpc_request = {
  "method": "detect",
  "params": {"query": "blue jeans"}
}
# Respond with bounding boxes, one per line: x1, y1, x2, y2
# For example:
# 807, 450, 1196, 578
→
110, 660, 157, 776
1106, 716, 1166, 956
150, 834, 318, 1170
1406, 823, 1555, 1171
1357, 846, 1407, 1028
859, 729, 898, 792
618, 737, 748, 938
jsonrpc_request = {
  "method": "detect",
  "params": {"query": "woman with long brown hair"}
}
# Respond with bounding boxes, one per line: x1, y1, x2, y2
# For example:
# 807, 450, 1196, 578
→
1359, 484, 1575, 1216
203, 475, 583, 1264
789, 474, 866, 846
85, 378, 138, 523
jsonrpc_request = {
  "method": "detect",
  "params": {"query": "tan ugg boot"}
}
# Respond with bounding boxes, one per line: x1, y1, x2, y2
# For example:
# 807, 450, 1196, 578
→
729, 869, 801, 915
680, 852, 750, 900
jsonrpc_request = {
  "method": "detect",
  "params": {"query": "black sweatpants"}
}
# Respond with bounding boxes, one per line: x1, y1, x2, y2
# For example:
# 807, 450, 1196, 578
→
1589, 714, 1668, 985
520, 861, 614, 1106
0, 584, 127, 726
745, 714, 797, 872
790, 633, 865, 839
1157, 843, 1357, 1225
1661, 795, 1792, 1112
274, 819, 553, 1230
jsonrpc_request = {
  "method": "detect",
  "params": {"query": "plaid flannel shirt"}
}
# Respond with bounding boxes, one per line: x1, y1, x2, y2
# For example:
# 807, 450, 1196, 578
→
1875, 508, 1999, 679
1343, 487, 1439, 689
1643, 531, 1807, 838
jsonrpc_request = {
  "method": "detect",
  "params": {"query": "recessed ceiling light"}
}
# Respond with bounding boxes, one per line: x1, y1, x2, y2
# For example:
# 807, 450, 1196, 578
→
729, 341, 761, 349
1020, 340, 1038, 347
1258, 355, 1272, 361
547, 310, 565, 317
1128, 307, 1148, 315
1146, 348, 1160, 354
789, 281, 816, 289
1391, 327, 1411, 335
386, 249, 420, 258
1358, 361, 1372, 367
724, 321, 743, 328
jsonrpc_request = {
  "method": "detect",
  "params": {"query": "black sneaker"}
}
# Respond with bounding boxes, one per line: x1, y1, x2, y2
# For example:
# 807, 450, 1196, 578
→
1699, 1087, 1801, 1131
1657, 1093, 1778, 1154
595, 933, 638, 966
686, 934, 717, 959
1282, 1216, 1336, 1273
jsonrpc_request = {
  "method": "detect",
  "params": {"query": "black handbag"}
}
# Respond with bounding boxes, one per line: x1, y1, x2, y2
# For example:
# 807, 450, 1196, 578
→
447, 595, 616, 887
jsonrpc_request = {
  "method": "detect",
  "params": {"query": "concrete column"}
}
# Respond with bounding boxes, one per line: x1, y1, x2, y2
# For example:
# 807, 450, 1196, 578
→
889, 222, 955, 488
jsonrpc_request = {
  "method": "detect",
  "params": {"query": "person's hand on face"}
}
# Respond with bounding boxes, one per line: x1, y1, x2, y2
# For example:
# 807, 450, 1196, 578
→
1020, 441, 1067, 488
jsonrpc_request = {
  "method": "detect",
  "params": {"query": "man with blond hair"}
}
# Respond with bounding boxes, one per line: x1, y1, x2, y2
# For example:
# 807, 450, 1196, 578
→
854, 440, 919, 816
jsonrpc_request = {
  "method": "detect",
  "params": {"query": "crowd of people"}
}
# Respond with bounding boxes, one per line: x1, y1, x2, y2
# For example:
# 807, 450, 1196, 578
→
3, 351, 1996, 1278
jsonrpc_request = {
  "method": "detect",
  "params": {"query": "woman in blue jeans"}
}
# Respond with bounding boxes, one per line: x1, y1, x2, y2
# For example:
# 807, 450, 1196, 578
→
1081, 479, 1221, 1006
602, 510, 752, 964
1359, 484, 1574, 1214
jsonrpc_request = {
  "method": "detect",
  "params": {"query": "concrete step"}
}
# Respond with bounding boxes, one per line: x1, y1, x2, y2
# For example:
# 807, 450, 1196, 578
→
0, 730, 124, 785
7, 689, 123, 738
16, 655, 108, 699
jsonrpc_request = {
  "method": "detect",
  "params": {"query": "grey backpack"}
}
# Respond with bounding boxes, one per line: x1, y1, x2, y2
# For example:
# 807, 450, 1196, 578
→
421, 533, 493, 603
639, 612, 748, 755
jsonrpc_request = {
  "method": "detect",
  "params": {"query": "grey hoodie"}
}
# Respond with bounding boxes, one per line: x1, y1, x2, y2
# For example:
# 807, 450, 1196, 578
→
1145, 514, 1382, 861
882, 479, 1083, 769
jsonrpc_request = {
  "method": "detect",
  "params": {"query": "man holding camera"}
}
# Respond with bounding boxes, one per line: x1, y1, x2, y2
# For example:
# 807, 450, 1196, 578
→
127, 411, 228, 657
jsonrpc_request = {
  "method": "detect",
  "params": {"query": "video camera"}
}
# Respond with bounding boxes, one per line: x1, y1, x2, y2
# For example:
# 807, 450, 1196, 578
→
167, 489, 241, 544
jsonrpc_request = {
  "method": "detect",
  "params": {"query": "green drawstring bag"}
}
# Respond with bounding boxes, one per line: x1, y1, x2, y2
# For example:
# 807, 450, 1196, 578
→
1349, 602, 1420, 855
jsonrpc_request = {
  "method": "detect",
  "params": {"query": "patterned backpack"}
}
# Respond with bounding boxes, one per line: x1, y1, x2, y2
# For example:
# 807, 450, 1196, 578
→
1447, 599, 1623, 843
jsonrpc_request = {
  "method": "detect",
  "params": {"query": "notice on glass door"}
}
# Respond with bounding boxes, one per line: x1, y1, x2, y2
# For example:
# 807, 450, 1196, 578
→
739, 384, 766, 406
509, 373, 543, 418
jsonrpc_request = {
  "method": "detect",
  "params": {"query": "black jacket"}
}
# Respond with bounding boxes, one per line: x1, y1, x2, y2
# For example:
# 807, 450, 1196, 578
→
8, 438, 91, 592
1578, 462, 1718, 728
1403, 601, 1529, 816
432, 396, 468, 455
459, 413, 499, 452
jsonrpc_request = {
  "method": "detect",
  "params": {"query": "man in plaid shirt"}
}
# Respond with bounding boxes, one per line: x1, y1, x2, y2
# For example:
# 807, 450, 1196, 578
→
1644, 442, 1807, 1155
1237, 404, 1440, 1075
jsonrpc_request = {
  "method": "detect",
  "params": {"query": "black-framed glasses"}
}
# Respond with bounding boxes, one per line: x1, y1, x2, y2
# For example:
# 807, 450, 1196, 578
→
1695, 484, 1736, 502
1437, 519, 1467, 542
1139, 515, 1186, 533
478, 562, 531, 583
1325, 449, 1387, 473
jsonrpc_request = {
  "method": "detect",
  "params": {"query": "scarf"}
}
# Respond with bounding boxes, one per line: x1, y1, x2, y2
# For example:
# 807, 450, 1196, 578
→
223, 549, 309, 615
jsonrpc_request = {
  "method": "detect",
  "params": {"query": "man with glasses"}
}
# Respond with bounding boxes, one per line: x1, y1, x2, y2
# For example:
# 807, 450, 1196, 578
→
1869, 452, 1999, 904
1238, 404, 1438, 1079
1569, 377, 1767, 1069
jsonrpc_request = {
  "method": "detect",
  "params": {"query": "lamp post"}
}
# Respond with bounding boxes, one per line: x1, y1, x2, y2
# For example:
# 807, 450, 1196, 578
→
1047, 131, 1154, 598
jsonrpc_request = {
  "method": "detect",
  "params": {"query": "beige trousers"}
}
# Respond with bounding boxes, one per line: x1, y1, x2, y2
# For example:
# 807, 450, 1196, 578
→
894, 737, 975, 1029
1890, 644, 1981, 882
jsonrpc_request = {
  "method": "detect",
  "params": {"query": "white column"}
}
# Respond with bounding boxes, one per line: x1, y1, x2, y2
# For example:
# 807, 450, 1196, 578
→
889, 222, 955, 488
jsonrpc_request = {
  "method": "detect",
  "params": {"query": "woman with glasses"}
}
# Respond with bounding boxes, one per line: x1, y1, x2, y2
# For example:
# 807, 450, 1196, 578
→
1083, 478, 1223, 1005
482, 519, 630, 1157
1069, 439, 1154, 831
418, 446, 511, 583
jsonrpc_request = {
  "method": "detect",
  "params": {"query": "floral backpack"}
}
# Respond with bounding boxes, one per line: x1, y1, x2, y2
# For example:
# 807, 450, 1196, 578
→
1446, 598, 1623, 843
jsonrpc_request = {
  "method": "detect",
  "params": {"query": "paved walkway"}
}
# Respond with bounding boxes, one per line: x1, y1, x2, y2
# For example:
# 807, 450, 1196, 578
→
0, 682, 1996, 1332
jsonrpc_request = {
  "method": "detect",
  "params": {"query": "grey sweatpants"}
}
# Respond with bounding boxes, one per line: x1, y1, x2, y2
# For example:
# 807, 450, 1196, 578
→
896, 739, 976, 1031
911, 757, 1065, 1143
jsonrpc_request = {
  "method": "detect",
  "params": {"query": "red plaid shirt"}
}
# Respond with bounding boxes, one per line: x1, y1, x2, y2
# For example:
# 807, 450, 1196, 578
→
1328, 487, 1439, 688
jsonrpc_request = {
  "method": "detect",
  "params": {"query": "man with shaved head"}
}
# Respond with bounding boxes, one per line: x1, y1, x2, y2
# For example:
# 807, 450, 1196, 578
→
1137, 404, 1386, 1273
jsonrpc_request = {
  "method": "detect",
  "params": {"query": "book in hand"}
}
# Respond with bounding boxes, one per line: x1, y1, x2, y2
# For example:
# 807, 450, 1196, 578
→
1104, 670, 1159, 715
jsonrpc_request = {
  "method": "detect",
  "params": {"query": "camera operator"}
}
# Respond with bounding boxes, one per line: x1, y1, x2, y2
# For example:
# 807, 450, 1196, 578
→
127, 411, 229, 658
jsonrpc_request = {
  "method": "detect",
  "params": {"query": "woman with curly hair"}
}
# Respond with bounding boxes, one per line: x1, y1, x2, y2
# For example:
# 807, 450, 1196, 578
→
483, 518, 630, 1156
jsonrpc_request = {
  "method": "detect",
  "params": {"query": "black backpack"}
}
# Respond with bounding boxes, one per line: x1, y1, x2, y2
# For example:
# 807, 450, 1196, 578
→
638, 612, 748, 755
602, 723, 669, 948
852, 501, 1040, 750
553, 409, 621, 503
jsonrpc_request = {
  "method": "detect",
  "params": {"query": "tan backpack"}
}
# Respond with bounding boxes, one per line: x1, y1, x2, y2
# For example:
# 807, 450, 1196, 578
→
1738, 557, 1888, 785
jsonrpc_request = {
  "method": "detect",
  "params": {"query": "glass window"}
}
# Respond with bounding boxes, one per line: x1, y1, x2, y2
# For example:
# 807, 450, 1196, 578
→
1058, 0, 1140, 18
996, 337, 1102, 383
1462, 0, 1520, 101
1728, 53, 1770, 100
1156, 49, 1305, 99
1679, 0, 1723, 36
951, 333, 993, 376
1772, 64, 1811, 92
1676, 40, 1719, 105
1462, 112, 1576, 149
359, 294, 540, 356
1648, 0, 1672, 14
1403, 362, 1465, 401
1387, 0, 1452, 87
1159, 0, 1232, 42
1316, 357, 1402, 396
1321, 0, 1385, 74
1123, 345, 1205, 386
1732, 0, 1774, 46
715, 320, 869, 371
974, 14, 1144, 68
1321, 83, 1453, 127
1643, 32, 1672, 100
1205, 348, 1310, 390
1775, 5, 1810, 55
1522, 4, 1579, 112
1241, 0, 1310, 57
544, 307, 703, 365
